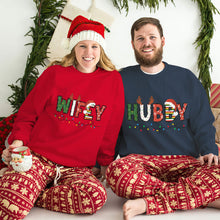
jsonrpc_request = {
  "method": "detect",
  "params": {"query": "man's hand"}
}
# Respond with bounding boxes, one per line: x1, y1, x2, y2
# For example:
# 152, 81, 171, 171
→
197, 153, 219, 166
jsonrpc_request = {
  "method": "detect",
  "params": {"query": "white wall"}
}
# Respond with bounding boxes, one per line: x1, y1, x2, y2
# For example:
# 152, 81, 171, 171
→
0, 0, 220, 117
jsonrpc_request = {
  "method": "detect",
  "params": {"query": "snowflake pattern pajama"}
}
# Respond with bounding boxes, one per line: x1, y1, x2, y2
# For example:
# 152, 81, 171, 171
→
0, 153, 106, 220
106, 154, 220, 214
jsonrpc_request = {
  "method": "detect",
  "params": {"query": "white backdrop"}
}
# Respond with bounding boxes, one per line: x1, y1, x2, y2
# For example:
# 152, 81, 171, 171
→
0, 0, 220, 117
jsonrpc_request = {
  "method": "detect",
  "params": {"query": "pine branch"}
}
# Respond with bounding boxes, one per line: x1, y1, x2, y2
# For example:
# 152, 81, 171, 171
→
8, 0, 67, 112
194, 0, 220, 97
112, 0, 175, 13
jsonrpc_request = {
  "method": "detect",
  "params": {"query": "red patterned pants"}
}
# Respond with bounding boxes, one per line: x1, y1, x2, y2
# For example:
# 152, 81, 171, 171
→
106, 154, 220, 215
0, 153, 106, 220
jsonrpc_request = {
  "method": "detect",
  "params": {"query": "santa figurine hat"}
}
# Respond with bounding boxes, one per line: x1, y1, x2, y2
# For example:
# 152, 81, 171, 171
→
165, 99, 178, 116
62, 15, 106, 51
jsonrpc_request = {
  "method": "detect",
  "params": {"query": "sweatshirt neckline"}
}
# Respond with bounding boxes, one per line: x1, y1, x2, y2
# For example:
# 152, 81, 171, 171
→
139, 62, 168, 77
70, 65, 102, 76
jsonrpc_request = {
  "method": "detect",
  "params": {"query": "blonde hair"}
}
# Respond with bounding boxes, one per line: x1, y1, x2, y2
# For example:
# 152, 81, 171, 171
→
48, 46, 116, 71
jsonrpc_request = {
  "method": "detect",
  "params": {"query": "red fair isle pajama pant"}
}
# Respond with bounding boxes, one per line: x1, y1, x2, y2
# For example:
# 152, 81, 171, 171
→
106, 154, 220, 215
0, 153, 106, 220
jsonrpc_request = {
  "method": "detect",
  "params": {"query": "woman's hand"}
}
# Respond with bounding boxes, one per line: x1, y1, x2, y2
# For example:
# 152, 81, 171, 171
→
92, 167, 101, 178
100, 166, 108, 182
92, 165, 109, 187
1, 140, 23, 165
100, 166, 109, 188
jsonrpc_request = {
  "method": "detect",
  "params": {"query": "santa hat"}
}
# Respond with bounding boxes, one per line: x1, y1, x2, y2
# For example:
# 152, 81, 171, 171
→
165, 99, 177, 110
62, 15, 106, 51
12, 147, 31, 158
165, 99, 178, 117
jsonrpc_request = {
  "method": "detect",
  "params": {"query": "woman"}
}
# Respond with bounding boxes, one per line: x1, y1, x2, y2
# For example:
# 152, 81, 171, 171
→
0, 15, 124, 219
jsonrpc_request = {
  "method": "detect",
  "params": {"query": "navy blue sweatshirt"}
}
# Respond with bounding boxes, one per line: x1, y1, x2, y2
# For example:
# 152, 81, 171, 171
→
117, 62, 218, 158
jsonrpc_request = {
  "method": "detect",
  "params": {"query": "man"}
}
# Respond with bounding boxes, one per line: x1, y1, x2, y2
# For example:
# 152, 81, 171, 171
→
106, 17, 220, 220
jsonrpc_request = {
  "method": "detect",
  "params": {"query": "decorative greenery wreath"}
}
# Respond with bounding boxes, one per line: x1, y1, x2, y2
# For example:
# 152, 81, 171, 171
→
7, 0, 219, 114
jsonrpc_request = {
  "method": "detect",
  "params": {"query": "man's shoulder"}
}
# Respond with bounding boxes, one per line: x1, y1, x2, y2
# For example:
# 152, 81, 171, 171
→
119, 65, 140, 74
165, 62, 197, 79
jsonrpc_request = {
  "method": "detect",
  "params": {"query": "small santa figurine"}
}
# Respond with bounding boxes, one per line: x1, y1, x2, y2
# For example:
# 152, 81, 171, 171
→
10, 147, 32, 172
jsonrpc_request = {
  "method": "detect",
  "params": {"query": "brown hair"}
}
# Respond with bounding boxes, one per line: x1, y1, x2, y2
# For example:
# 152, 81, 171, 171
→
131, 17, 164, 41
49, 46, 116, 71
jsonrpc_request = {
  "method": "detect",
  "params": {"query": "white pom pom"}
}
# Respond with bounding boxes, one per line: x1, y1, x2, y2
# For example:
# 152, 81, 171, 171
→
61, 38, 70, 49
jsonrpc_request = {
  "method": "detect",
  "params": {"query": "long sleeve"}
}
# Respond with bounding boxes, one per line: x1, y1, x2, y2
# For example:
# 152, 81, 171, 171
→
8, 67, 54, 145
8, 66, 125, 167
96, 73, 125, 166
189, 78, 218, 156
116, 63, 218, 158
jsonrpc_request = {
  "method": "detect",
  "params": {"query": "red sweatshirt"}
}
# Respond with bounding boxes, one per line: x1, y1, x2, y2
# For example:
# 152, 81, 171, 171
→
8, 65, 124, 167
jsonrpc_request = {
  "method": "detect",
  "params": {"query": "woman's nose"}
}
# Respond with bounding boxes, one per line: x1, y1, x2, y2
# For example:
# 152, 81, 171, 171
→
85, 46, 92, 54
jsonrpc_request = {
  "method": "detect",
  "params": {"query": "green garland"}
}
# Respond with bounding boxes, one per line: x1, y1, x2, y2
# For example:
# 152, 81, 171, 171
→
112, 0, 220, 97
7, 0, 219, 114
112, 0, 175, 12
8, 0, 67, 113
195, 0, 219, 96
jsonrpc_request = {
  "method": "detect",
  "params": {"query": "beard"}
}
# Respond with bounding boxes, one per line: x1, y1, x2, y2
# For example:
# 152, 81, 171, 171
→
10, 156, 32, 172
134, 45, 163, 67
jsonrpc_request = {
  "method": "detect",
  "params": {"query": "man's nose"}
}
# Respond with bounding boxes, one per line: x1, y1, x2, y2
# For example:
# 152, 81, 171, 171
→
142, 38, 150, 46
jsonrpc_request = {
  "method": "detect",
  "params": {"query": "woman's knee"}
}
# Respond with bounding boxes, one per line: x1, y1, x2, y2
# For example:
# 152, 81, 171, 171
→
76, 178, 107, 213
106, 157, 142, 195
44, 178, 107, 214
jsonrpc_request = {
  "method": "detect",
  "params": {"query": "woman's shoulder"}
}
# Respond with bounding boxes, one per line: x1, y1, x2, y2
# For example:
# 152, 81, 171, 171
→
46, 64, 68, 72
44, 65, 73, 75
99, 68, 122, 79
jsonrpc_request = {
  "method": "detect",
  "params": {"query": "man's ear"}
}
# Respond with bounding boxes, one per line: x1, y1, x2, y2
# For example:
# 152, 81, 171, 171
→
131, 40, 135, 49
162, 36, 165, 46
